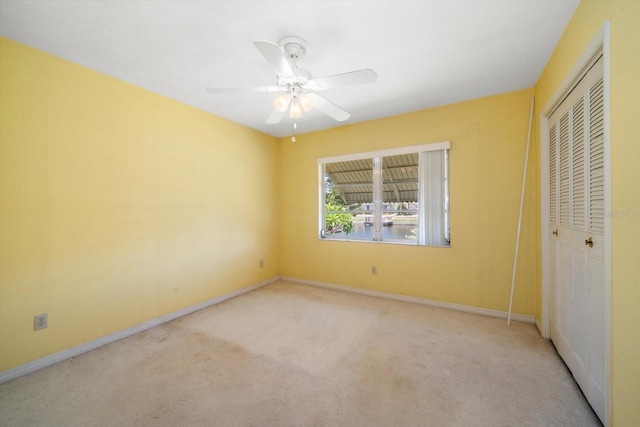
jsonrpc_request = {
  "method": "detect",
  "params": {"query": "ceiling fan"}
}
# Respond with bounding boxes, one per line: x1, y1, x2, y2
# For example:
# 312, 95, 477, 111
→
207, 37, 377, 124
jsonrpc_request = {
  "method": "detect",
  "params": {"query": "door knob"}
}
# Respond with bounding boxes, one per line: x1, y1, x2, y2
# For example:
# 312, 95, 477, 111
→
585, 237, 594, 248
552, 229, 558, 236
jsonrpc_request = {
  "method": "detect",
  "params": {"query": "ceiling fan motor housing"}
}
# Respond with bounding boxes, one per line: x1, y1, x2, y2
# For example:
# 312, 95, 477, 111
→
279, 36, 309, 61
278, 37, 312, 84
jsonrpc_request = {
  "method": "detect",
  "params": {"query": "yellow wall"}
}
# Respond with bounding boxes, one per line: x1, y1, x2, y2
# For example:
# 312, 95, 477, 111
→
3, 1, 638, 422
534, 1, 640, 424
0, 38, 280, 371
279, 88, 538, 316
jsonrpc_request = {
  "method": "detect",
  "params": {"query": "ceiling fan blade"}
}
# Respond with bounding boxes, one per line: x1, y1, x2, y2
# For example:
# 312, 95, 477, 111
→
253, 41, 296, 78
307, 69, 377, 91
311, 94, 351, 122
266, 108, 286, 124
206, 86, 283, 94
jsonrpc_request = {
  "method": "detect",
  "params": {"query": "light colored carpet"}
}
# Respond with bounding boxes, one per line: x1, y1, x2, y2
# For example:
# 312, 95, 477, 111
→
0, 280, 601, 426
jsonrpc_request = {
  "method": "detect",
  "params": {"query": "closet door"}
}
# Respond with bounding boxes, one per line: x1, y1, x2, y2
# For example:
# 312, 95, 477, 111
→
548, 55, 605, 422
586, 74, 606, 419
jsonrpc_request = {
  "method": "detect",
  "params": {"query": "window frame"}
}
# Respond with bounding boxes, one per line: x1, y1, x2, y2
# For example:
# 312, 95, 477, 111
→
317, 141, 451, 246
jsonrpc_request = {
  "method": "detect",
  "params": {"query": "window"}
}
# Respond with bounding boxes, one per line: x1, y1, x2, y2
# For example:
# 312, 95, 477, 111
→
318, 142, 450, 246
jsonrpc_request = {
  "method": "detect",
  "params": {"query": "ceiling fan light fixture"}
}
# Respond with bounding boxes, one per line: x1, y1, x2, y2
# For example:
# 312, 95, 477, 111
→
298, 93, 314, 112
208, 37, 377, 126
273, 93, 291, 112
290, 97, 303, 118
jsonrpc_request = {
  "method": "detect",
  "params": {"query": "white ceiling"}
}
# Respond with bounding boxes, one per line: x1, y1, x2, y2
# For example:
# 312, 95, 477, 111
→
0, 0, 579, 138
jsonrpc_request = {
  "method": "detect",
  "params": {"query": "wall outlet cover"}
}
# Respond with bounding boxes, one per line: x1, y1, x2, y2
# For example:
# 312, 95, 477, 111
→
34, 313, 48, 331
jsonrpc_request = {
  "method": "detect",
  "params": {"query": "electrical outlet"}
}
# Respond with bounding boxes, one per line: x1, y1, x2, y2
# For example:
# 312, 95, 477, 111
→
371, 265, 377, 275
260, 259, 264, 268
34, 313, 48, 331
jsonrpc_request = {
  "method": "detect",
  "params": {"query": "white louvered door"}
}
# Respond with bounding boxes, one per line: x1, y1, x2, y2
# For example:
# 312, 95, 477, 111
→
548, 55, 605, 422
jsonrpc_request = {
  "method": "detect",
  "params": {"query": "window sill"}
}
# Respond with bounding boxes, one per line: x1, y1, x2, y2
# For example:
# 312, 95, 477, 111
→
318, 237, 450, 248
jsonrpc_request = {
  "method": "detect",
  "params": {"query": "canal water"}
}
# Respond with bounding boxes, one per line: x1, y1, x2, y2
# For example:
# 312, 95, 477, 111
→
325, 224, 417, 242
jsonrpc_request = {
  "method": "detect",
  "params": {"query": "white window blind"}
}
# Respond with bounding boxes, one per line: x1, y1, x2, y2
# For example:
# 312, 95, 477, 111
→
418, 150, 446, 246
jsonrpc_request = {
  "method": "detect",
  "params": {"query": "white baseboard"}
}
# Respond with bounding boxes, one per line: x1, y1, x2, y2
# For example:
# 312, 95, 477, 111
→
0, 277, 278, 384
2, 275, 537, 384
281, 276, 537, 324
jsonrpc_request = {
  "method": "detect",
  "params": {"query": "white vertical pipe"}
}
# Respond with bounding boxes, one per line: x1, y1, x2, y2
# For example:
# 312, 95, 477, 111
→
508, 96, 535, 325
